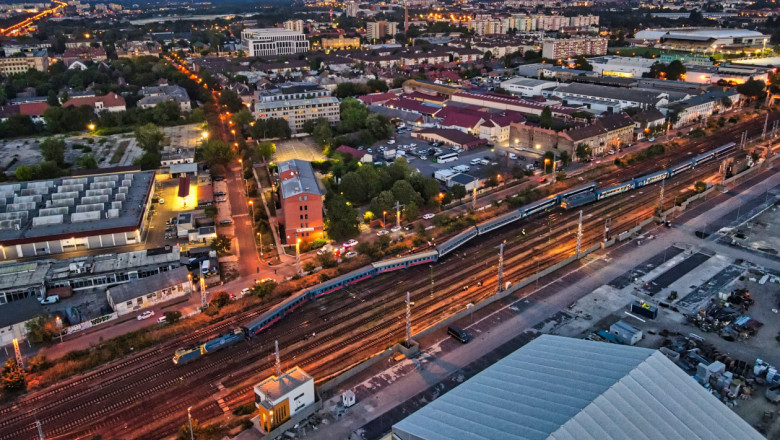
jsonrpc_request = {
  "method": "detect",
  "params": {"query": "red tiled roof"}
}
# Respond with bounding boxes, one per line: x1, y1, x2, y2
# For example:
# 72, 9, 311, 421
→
452, 91, 577, 115
416, 128, 487, 147
63, 92, 126, 109
359, 92, 397, 105
18, 101, 50, 116
440, 111, 484, 130
336, 145, 364, 159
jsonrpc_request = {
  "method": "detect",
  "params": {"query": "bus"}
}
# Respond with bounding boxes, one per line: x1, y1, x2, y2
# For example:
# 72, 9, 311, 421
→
435, 153, 458, 164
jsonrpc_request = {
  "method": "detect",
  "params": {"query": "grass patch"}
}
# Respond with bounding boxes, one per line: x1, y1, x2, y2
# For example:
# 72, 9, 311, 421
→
110, 140, 129, 164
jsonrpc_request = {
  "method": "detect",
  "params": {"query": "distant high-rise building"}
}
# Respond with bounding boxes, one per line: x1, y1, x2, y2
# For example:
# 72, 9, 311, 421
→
241, 29, 310, 57
468, 14, 507, 36
367, 21, 398, 41
345, 1, 359, 17
283, 20, 305, 33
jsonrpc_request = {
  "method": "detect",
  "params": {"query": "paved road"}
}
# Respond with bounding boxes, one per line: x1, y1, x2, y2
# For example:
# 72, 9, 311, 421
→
226, 164, 258, 278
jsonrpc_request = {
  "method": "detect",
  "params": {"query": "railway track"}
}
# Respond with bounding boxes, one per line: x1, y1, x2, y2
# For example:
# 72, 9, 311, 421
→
0, 118, 769, 438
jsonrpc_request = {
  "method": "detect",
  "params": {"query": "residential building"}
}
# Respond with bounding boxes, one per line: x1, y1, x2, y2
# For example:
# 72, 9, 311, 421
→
283, 20, 305, 33
255, 366, 316, 433
321, 35, 361, 50
0, 101, 50, 124
0, 170, 155, 261
115, 40, 162, 58
241, 28, 310, 57
500, 77, 558, 97
367, 21, 398, 41
254, 83, 339, 133
392, 335, 763, 440
138, 84, 192, 112
509, 113, 634, 156
62, 46, 107, 65
345, 1, 359, 17
541, 37, 608, 59
468, 14, 507, 36
278, 160, 324, 244
0, 49, 48, 75
434, 106, 525, 144
106, 266, 191, 316
63, 92, 127, 113
630, 107, 667, 138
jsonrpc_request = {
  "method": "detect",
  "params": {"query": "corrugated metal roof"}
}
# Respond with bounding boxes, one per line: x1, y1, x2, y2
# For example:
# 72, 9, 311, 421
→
392, 335, 762, 440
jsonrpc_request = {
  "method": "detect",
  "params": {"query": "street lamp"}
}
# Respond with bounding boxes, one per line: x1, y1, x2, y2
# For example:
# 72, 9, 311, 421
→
87, 123, 95, 131
55, 316, 63, 343
249, 200, 254, 223
187, 406, 194, 440
295, 238, 302, 275
257, 231, 263, 260
201, 131, 209, 140
382, 210, 387, 228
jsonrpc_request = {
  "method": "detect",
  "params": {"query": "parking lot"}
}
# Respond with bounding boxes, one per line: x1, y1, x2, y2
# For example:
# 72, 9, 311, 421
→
371, 128, 545, 180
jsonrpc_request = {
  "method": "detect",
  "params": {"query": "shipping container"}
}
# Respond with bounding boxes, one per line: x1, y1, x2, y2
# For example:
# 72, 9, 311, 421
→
630, 301, 658, 319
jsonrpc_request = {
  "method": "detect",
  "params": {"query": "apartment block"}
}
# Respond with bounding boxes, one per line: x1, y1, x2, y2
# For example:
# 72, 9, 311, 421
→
541, 37, 607, 59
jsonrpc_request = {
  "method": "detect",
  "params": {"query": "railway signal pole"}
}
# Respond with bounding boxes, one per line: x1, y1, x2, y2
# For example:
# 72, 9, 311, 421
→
763, 112, 769, 139
36, 420, 43, 440
603, 217, 611, 242
576, 210, 583, 257
188, 407, 194, 440
429, 265, 434, 297
496, 241, 505, 293
405, 291, 412, 347
13, 338, 23, 371
274, 340, 281, 377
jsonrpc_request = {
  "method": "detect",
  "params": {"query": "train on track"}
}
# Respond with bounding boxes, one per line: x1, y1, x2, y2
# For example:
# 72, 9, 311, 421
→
173, 141, 737, 365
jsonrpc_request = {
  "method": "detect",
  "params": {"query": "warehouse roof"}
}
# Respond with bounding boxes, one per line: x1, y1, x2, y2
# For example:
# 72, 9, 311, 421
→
392, 335, 763, 440
106, 266, 189, 304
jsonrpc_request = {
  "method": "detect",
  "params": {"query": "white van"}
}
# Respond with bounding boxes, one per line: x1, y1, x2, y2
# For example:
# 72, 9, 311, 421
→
470, 158, 482, 166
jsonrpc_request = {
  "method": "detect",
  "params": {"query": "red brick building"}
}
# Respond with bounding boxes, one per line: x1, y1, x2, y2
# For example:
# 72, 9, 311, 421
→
277, 159, 324, 244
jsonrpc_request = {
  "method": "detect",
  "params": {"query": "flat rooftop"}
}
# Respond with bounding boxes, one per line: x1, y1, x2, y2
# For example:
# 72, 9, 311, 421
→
254, 366, 312, 402
0, 170, 154, 245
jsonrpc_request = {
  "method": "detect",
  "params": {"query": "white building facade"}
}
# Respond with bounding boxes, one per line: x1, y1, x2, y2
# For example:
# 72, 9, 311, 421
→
241, 29, 310, 57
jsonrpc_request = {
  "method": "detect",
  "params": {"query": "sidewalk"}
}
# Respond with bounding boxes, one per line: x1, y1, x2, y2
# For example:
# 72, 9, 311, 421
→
306, 167, 780, 440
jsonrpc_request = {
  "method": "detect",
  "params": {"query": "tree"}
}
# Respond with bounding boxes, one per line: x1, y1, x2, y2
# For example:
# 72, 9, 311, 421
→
391, 180, 423, 207
575, 143, 592, 161
40, 137, 66, 165
198, 139, 236, 167
311, 118, 334, 149
210, 234, 232, 255
737, 79, 766, 99
25, 315, 59, 344
204, 205, 218, 218
573, 55, 593, 71
217, 89, 244, 113
209, 291, 230, 308
77, 154, 98, 169
47, 90, 60, 107
256, 141, 276, 161
665, 60, 687, 81
339, 97, 369, 133
524, 50, 541, 61
721, 96, 732, 109
14, 165, 34, 181
1, 358, 25, 391
138, 151, 161, 170
370, 190, 396, 216
366, 79, 389, 93
365, 113, 393, 141
539, 106, 553, 129
134, 123, 165, 152
559, 150, 571, 167
251, 279, 277, 300
340, 171, 368, 204
404, 202, 420, 221
694, 181, 708, 193
451, 184, 467, 200
231, 109, 253, 127
325, 193, 359, 239
164, 311, 182, 324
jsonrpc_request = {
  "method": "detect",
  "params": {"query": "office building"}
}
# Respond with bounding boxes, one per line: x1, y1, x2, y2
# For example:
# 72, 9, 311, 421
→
283, 20, 305, 33
321, 35, 361, 50
241, 28, 310, 57
345, 0, 358, 17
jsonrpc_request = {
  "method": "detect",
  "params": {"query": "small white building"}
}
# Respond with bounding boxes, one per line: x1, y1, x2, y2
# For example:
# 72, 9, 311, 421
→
500, 77, 557, 97
447, 173, 481, 192
255, 366, 315, 433
106, 266, 191, 315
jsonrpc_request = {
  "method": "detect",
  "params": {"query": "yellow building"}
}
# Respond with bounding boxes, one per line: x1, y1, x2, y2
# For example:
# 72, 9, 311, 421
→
255, 366, 315, 433
321, 35, 361, 50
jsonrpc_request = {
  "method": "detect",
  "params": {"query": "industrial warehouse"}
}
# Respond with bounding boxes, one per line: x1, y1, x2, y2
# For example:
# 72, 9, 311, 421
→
0, 170, 155, 260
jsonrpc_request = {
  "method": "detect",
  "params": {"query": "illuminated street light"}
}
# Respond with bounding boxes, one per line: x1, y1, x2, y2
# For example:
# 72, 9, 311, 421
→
201, 131, 209, 140
87, 123, 95, 131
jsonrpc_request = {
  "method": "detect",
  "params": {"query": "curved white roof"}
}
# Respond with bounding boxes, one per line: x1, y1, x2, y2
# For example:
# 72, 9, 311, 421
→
635, 28, 765, 41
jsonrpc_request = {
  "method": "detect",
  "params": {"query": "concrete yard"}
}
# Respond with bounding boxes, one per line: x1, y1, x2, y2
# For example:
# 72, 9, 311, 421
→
273, 137, 327, 163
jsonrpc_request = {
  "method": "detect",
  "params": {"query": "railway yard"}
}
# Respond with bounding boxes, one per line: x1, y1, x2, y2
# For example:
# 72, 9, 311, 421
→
0, 112, 779, 439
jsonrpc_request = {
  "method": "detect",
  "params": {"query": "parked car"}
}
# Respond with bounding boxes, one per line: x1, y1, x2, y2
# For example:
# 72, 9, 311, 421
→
158, 198, 165, 204
241, 288, 251, 296
214, 191, 226, 197
509, 153, 518, 160
317, 247, 329, 256
157, 316, 168, 324
137, 311, 155, 321
366, 148, 373, 153
391, 226, 402, 233
423, 213, 435, 220
39, 295, 60, 305
648, 137, 656, 142
344, 251, 358, 259
344, 239, 359, 247
538, 177, 547, 183
219, 219, 233, 225
377, 230, 389, 236
213, 176, 224, 181
216, 197, 226, 203
608, 150, 615, 155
